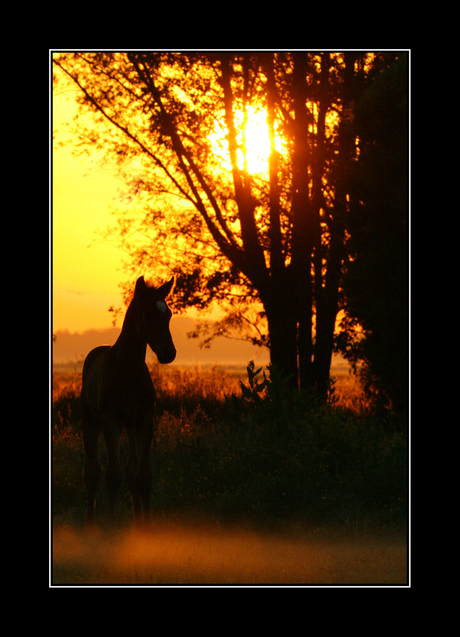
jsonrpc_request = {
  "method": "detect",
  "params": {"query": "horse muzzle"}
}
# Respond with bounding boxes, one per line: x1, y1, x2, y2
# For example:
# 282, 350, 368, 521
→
156, 345, 177, 364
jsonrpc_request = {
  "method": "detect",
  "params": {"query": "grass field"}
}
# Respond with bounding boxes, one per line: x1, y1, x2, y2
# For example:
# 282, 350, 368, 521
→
51, 363, 408, 586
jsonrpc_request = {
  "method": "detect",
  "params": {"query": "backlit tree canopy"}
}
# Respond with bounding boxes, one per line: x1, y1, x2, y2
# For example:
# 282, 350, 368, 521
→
53, 51, 408, 400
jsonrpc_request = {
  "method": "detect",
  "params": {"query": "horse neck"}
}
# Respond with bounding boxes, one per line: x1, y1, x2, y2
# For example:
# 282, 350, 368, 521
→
112, 301, 147, 375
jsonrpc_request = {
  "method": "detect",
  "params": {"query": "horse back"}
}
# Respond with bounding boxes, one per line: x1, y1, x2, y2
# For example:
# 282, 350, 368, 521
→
82, 346, 110, 383
81, 345, 155, 426
81, 346, 110, 425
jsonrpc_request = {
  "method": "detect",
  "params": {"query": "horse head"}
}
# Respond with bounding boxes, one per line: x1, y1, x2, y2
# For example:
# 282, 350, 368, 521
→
133, 276, 176, 364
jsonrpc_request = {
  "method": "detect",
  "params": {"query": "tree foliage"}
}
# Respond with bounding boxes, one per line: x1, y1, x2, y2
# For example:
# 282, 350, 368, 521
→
338, 54, 408, 418
53, 51, 408, 402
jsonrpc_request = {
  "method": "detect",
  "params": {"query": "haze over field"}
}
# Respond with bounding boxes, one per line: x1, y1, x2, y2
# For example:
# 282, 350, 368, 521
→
53, 315, 271, 368
53, 315, 349, 375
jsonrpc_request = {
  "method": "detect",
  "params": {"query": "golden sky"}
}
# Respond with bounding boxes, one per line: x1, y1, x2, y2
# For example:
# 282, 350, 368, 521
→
52, 88, 275, 334
52, 74, 346, 371
53, 91, 129, 333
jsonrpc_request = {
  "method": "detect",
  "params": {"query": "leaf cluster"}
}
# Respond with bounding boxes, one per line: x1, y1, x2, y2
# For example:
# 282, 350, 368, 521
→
338, 54, 408, 420
238, 360, 269, 405
53, 52, 408, 401
53, 52, 371, 316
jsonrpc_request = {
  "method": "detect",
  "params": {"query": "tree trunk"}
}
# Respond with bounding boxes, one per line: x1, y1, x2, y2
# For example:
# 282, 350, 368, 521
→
312, 52, 356, 396
289, 52, 315, 392
313, 224, 344, 394
263, 289, 299, 389
297, 273, 313, 391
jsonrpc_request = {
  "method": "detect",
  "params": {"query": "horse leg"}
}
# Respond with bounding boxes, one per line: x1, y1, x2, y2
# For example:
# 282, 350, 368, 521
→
103, 420, 123, 523
136, 416, 154, 522
126, 430, 142, 523
82, 419, 101, 525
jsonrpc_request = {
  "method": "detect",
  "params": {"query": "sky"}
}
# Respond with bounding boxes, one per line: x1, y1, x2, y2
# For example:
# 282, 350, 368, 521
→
51, 69, 348, 372
51, 93, 271, 367
53, 90, 139, 333
52, 84, 272, 335
51, 88, 265, 364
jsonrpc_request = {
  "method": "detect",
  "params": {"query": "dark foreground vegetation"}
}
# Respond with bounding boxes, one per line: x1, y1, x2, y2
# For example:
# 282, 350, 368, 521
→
52, 364, 408, 584
52, 363, 407, 537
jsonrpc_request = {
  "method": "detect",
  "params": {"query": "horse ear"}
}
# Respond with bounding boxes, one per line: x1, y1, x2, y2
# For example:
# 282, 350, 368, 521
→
158, 277, 175, 299
135, 276, 146, 294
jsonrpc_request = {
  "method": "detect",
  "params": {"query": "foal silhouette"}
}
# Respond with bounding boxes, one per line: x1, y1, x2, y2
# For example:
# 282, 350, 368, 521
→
80, 276, 176, 524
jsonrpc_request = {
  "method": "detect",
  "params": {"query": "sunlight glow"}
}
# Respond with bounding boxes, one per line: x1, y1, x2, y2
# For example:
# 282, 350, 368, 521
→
209, 106, 285, 177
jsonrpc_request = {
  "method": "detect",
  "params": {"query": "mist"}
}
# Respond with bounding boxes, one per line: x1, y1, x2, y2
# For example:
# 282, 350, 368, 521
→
52, 522, 407, 586
53, 315, 271, 369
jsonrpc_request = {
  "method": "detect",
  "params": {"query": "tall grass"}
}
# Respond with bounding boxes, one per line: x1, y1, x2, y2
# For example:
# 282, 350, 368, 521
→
52, 362, 406, 535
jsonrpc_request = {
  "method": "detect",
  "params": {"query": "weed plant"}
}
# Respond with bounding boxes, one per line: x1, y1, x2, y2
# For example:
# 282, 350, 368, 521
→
52, 362, 407, 534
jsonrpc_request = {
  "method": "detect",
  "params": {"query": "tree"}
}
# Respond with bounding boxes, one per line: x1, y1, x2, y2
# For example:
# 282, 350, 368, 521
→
338, 53, 409, 419
53, 51, 371, 392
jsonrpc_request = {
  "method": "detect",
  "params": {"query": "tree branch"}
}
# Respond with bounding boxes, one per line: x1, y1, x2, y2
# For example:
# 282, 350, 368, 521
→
54, 57, 198, 207
262, 53, 284, 278
218, 54, 268, 286
128, 54, 244, 269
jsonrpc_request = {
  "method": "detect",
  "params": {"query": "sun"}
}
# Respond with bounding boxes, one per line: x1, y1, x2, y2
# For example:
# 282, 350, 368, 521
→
237, 108, 271, 175
210, 106, 284, 177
